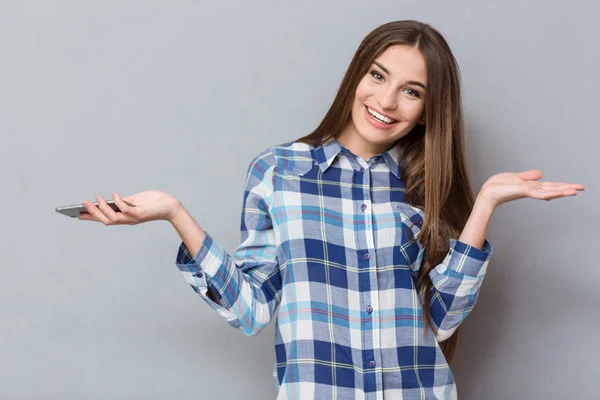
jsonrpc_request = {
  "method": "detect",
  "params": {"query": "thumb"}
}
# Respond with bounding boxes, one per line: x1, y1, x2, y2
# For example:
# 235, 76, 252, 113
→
114, 192, 136, 206
516, 169, 543, 181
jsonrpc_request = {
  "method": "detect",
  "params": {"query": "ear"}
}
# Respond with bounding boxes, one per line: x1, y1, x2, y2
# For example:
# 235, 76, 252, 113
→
418, 113, 426, 125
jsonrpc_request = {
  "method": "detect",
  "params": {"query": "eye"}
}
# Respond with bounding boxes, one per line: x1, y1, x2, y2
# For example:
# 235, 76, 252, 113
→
370, 70, 385, 82
403, 88, 420, 98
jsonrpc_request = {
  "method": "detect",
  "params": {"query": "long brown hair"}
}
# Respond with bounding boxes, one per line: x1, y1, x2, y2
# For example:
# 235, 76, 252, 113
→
297, 20, 474, 363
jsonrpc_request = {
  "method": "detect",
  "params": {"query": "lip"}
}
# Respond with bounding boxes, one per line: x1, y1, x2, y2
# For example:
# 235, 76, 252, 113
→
364, 105, 398, 130
366, 106, 396, 121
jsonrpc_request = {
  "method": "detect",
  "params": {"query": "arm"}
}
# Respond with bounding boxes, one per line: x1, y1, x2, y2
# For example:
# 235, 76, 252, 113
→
426, 197, 494, 342
426, 169, 584, 341
79, 149, 283, 336
172, 149, 282, 336
170, 208, 219, 303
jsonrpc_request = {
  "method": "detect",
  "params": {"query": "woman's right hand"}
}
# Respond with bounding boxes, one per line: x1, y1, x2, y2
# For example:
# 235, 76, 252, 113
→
79, 190, 182, 225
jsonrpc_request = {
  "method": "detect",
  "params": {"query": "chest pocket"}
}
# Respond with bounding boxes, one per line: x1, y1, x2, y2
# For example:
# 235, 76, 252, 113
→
393, 202, 426, 272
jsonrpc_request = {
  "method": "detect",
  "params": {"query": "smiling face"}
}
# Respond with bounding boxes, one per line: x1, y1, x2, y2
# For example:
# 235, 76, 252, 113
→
338, 44, 428, 159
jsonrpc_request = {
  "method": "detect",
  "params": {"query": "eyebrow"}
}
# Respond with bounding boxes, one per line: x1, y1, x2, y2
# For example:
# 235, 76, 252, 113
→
372, 61, 427, 90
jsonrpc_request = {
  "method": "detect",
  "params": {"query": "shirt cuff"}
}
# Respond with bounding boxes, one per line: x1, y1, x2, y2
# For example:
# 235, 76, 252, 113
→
175, 232, 212, 268
443, 238, 493, 277
175, 233, 236, 318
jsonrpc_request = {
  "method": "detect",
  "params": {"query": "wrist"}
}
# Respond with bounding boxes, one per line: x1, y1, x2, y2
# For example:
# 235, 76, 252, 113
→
168, 200, 186, 225
474, 193, 497, 217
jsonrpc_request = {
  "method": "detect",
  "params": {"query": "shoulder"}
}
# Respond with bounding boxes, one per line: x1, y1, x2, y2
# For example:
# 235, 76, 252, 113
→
248, 141, 315, 176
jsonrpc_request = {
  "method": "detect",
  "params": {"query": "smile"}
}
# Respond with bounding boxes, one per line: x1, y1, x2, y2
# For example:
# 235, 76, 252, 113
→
366, 107, 397, 124
365, 106, 398, 129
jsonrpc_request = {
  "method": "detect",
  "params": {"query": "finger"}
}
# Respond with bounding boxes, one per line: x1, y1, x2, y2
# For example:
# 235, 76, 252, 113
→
540, 182, 570, 188
545, 192, 577, 201
121, 196, 137, 207
561, 184, 585, 192
538, 185, 575, 193
79, 210, 138, 225
81, 200, 139, 225
516, 169, 543, 181
116, 214, 140, 225
100, 195, 142, 225
541, 182, 585, 191
96, 195, 120, 222
528, 188, 577, 201
78, 213, 100, 222
82, 200, 111, 225
538, 184, 585, 193
113, 192, 141, 219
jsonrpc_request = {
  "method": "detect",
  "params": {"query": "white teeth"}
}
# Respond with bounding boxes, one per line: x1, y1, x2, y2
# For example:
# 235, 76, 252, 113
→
367, 107, 395, 124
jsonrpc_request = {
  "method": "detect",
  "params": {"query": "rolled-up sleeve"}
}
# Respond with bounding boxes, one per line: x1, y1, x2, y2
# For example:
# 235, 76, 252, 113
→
175, 148, 282, 336
428, 238, 493, 341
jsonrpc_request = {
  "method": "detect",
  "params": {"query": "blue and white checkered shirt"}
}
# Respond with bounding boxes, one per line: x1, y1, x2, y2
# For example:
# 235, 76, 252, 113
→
176, 139, 492, 399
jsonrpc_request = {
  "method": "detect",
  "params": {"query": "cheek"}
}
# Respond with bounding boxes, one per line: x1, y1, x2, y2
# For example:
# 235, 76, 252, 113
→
354, 78, 375, 104
400, 100, 425, 123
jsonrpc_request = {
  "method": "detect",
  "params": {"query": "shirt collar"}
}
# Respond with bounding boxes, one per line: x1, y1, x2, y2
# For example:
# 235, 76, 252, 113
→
314, 138, 343, 173
381, 141, 402, 179
314, 138, 402, 179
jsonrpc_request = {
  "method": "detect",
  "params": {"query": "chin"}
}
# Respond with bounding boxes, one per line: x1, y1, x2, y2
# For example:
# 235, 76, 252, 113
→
358, 125, 403, 146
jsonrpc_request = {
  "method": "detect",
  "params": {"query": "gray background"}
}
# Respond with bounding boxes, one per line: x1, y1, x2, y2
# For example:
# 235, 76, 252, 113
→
1, 0, 597, 399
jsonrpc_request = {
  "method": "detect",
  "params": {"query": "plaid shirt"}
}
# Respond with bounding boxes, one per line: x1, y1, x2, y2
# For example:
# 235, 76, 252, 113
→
176, 139, 492, 399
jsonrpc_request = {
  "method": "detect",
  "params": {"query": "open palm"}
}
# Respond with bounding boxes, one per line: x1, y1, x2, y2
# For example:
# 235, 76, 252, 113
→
479, 170, 585, 208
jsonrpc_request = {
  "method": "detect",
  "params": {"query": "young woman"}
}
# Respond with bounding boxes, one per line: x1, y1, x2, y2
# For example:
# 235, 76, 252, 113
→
79, 20, 584, 399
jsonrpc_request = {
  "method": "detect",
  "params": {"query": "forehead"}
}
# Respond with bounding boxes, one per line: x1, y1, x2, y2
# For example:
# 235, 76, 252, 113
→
373, 44, 427, 83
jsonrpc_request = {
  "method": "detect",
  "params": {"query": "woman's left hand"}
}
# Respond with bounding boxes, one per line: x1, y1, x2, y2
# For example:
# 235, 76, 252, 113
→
478, 169, 585, 208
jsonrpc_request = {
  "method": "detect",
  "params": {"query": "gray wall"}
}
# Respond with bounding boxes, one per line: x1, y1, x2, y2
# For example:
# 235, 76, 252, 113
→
1, 1, 597, 399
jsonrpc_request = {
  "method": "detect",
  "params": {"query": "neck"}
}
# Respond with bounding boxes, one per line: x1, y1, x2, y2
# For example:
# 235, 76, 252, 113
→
337, 123, 391, 160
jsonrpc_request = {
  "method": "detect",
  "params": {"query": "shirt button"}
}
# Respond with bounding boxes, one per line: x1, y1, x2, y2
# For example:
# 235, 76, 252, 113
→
360, 204, 367, 211
364, 253, 371, 260
369, 360, 376, 368
359, 167, 365, 173
367, 306, 373, 314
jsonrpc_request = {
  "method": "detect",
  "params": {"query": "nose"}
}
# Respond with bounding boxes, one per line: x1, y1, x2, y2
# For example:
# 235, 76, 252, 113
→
378, 86, 398, 111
